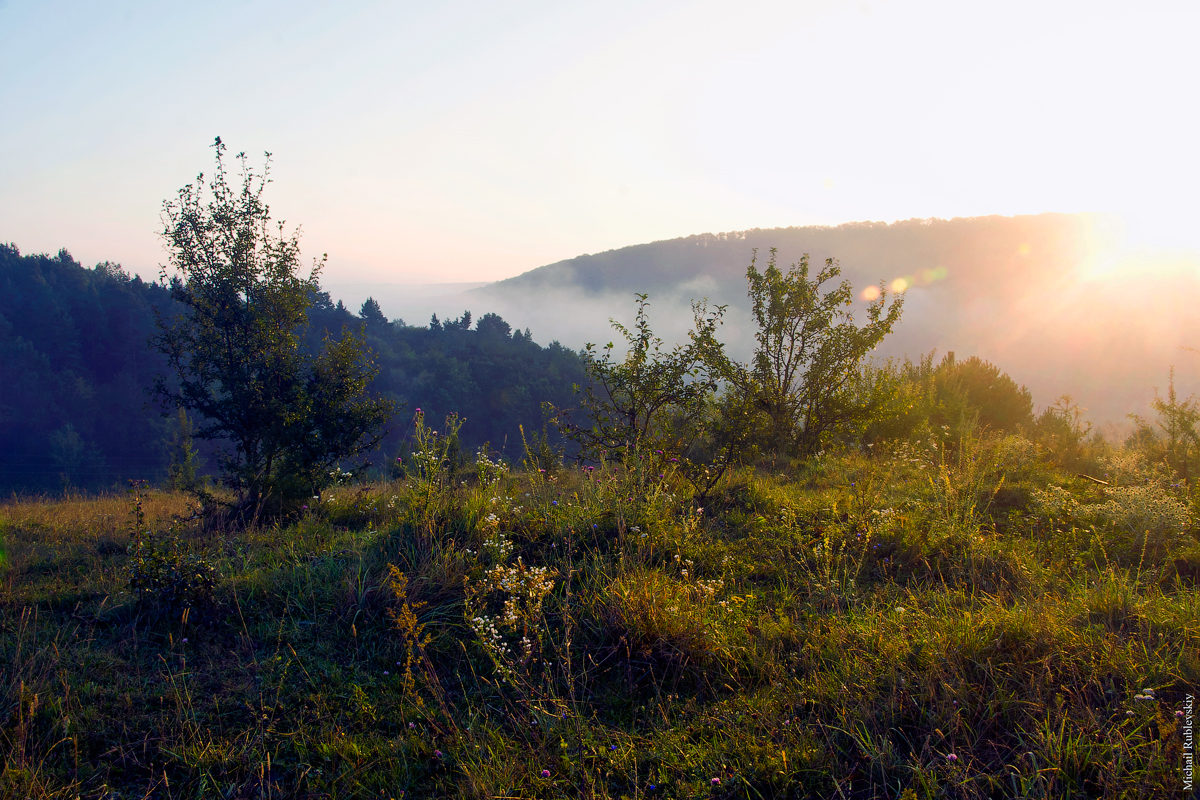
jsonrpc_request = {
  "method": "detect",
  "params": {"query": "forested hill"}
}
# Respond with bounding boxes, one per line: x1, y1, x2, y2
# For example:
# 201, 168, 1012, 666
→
305, 301, 587, 467
485, 213, 1096, 298
468, 213, 1199, 423
0, 244, 173, 494
0, 244, 586, 494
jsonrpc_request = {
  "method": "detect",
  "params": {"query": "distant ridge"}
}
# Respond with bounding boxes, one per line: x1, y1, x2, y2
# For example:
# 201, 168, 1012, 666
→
482, 214, 1098, 300
463, 213, 1198, 425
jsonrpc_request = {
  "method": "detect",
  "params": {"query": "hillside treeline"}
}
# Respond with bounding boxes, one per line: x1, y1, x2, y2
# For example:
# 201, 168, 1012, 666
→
307, 299, 587, 468
0, 243, 586, 494
0, 245, 172, 493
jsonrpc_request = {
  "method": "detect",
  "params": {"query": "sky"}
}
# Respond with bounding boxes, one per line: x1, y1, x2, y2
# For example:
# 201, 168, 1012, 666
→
1, 0, 1198, 284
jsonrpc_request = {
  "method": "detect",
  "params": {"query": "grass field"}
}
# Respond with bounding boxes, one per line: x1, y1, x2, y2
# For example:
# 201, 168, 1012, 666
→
1, 430, 1198, 798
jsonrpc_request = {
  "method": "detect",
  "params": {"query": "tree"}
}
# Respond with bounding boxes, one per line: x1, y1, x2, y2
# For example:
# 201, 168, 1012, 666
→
476, 312, 512, 338
552, 294, 725, 461
1129, 366, 1200, 484
744, 248, 903, 457
165, 408, 202, 492
934, 353, 1033, 432
152, 138, 393, 518
359, 297, 387, 326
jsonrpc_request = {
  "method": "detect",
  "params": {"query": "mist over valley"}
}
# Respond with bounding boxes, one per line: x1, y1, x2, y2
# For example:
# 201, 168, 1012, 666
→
353, 212, 1200, 426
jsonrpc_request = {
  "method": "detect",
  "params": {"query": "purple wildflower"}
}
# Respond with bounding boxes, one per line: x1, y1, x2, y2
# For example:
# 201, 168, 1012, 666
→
541, 769, 551, 778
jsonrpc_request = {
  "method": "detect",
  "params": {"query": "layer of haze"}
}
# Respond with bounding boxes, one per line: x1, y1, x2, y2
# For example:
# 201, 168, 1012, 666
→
368, 214, 1197, 427
2, 0, 1198, 285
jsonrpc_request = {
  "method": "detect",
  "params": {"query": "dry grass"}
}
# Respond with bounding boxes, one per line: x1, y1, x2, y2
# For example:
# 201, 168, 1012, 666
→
1, 489, 194, 545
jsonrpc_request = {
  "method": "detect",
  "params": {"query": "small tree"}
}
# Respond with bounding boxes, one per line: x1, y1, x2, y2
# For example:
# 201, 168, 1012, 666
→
744, 248, 903, 457
934, 353, 1034, 433
359, 297, 388, 326
165, 408, 202, 492
152, 138, 393, 519
1130, 366, 1200, 484
552, 294, 725, 461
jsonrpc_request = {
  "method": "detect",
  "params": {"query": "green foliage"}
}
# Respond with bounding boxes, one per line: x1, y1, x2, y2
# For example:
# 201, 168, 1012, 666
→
1032, 451, 1196, 567
0, 244, 176, 493
335, 302, 588, 471
743, 247, 904, 457
165, 408, 203, 492
1129, 366, 1200, 485
935, 352, 1035, 432
402, 409, 466, 535
557, 294, 725, 461
668, 384, 762, 501
152, 139, 393, 515
1033, 394, 1097, 470
3, 421, 1198, 798
0, 240, 586, 495
47, 422, 106, 491
125, 482, 215, 619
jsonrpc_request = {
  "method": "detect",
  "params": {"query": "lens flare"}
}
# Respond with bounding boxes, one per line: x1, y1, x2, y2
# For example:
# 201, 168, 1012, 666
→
876, 265, 948, 298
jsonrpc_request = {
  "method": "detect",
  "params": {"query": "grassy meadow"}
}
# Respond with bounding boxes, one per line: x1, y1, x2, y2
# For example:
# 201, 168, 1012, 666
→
1, 426, 1198, 799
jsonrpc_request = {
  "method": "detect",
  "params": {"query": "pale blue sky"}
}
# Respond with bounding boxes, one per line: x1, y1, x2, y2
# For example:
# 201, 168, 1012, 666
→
1, 0, 1196, 282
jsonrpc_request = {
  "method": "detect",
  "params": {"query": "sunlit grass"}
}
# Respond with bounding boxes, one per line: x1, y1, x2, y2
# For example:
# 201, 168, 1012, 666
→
1, 440, 1197, 798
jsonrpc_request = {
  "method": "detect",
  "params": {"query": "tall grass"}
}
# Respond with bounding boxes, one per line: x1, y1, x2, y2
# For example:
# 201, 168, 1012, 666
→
1, 434, 1197, 798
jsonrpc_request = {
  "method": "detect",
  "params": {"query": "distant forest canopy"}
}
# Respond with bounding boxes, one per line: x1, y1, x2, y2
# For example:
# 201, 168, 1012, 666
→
468, 213, 1200, 423
0, 243, 585, 494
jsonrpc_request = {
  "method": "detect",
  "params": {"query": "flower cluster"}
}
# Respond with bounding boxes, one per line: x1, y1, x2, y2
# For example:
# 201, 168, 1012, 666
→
1030, 484, 1079, 520
481, 528, 514, 565
1095, 483, 1190, 541
475, 447, 510, 487
465, 557, 557, 685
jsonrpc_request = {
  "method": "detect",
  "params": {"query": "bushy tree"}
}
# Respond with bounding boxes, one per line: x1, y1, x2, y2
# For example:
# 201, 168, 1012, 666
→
743, 248, 904, 457
476, 312, 512, 338
553, 294, 725, 461
935, 353, 1033, 432
152, 138, 393, 519
1033, 395, 1094, 470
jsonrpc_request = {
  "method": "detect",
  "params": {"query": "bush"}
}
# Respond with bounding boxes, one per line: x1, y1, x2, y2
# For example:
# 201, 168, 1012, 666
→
125, 484, 215, 620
